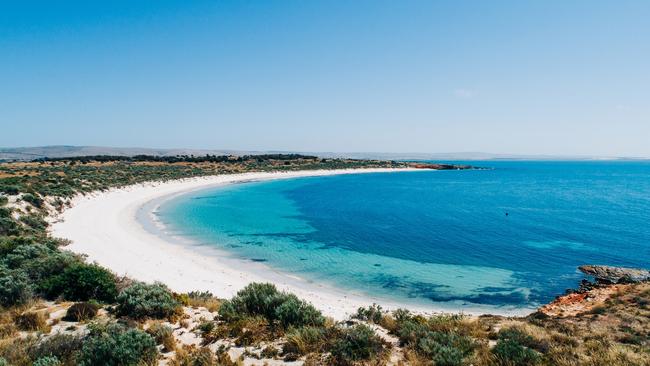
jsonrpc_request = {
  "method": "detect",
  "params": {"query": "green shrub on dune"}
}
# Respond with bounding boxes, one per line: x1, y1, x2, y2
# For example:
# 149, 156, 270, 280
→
283, 326, 329, 355
77, 323, 158, 366
21, 193, 44, 209
219, 283, 324, 328
30, 333, 84, 365
40, 262, 118, 303
330, 324, 385, 365
116, 282, 179, 319
0, 266, 33, 307
492, 337, 541, 366
31, 356, 61, 366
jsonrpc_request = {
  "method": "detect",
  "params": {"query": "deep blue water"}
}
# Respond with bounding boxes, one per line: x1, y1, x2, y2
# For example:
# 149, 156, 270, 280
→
157, 161, 650, 312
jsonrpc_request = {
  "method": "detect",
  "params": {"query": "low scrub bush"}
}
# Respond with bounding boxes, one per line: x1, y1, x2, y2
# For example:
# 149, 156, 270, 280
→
32, 356, 61, 366
40, 262, 118, 303
492, 338, 541, 366
219, 283, 324, 328
146, 322, 175, 352
186, 291, 221, 312
0, 185, 19, 196
116, 282, 179, 319
20, 214, 48, 231
77, 323, 158, 366
498, 327, 537, 348
21, 193, 44, 208
354, 304, 383, 324
30, 333, 84, 365
14, 311, 48, 332
330, 324, 384, 365
283, 326, 329, 355
417, 331, 476, 366
63, 302, 99, 322
170, 346, 216, 366
0, 336, 36, 365
0, 217, 20, 236
0, 266, 33, 306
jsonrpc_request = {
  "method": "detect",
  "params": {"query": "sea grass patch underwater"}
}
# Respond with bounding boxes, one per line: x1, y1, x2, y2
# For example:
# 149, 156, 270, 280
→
0, 156, 648, 365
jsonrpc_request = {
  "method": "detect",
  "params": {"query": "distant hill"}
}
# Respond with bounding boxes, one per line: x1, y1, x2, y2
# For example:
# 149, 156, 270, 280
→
0, 145, 645, 162
0, 146, 265, 161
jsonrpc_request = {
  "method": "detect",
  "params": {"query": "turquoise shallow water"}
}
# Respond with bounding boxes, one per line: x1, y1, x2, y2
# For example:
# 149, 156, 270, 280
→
156, 162, 650, 312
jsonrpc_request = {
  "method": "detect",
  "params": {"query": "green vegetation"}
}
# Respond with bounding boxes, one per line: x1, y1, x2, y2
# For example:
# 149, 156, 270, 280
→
116, 282, 180, 319
41, 263, 118, 303
330, 324, 386, 365
218, 282, 324, 328
77, 323, 158, 366
0, 154, 405, 198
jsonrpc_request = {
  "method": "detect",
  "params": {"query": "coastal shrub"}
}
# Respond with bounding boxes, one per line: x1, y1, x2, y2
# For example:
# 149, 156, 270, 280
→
0, 185, 20, 196
21, 193, 44, 209
0, 196, 8, 206
20, 214, 48, 231
0, 336, 36, 365
116, 281, 179, 319
498, 327, 537, 348
219, 283, 282, 322
397, 319, 429, 345
170, 346, 216, 366
417, 331, 476, 366
219, 282, 324, 328
25, 250, 77, 284
14, 311, 47, 331
1, 243, 51, 269
40, 262, 118, 303
146, 322, 175, 351
77, 323, 158, 366
354, 303, 383, 324
186, 291, 221, 311
64, 302, 99, 322
283, 326, 328, 355
330, 324, 384, 365
0, 314, 17, 339
0, 357, 6, 366
275, 295, 325, 328
0, 217, 20, 236
32, 356, 61, 366
0, 266, 33, 306
492, 338, 541, 366
30, 333, 84, 365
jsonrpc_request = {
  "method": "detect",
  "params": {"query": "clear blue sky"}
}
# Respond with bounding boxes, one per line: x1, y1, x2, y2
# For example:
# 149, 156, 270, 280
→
1, 1, 649, 156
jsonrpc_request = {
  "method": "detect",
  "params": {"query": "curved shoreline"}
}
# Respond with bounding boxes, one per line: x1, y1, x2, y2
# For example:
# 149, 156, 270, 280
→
51, 168, 531, 320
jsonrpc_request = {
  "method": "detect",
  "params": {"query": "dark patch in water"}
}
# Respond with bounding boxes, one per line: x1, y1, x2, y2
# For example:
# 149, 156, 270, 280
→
250, 258, 267, 262
373, 263, 381, 267
415, 290, 528, 306
478, 286, 518, 293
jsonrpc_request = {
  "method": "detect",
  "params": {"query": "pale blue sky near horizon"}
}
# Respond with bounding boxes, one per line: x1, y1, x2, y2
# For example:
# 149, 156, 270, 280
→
1, 1, 649, 157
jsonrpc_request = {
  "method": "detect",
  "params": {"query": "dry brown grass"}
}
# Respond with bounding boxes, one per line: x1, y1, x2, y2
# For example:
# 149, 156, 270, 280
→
13, 311, 49, 332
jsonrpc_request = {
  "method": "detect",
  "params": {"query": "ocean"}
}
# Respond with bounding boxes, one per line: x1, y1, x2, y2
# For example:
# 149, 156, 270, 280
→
155, 161, 650, 312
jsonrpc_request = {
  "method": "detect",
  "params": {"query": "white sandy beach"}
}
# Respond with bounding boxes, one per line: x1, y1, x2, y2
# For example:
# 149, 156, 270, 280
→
52, 168, 447, 320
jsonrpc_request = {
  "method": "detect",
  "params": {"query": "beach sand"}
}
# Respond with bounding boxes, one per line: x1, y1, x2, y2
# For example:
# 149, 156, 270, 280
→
50, 168, 526, 320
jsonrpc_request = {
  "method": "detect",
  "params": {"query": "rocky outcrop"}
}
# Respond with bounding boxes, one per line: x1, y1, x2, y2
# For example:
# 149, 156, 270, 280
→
579, 265, 650, 284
